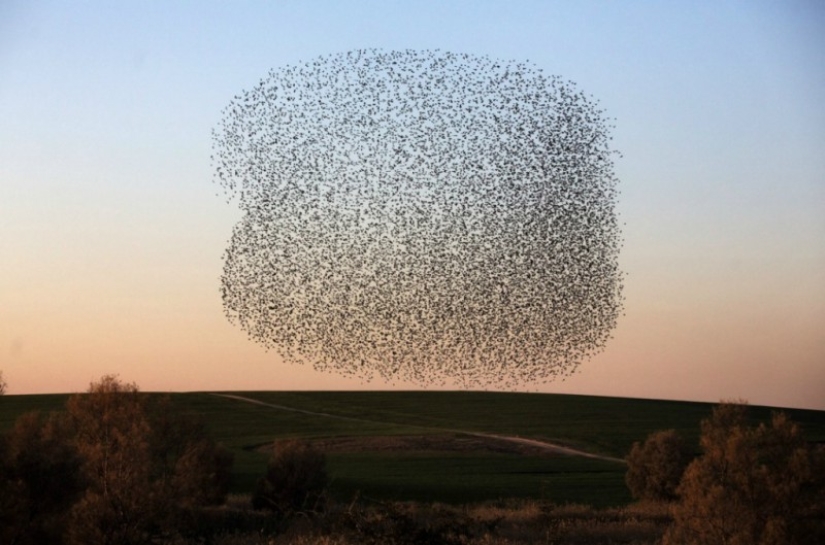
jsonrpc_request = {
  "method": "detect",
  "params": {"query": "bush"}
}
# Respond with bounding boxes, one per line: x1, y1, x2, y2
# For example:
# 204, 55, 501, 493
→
172, 437, 235, 509
625, 429, 692, 502
253, 439, 328, 516
0, 411, 84, 545
149, 397, 234, 508
663, 402, 825, 545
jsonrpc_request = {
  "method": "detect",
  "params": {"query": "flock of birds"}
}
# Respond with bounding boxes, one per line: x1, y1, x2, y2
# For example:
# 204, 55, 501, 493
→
212, 49, 624, 388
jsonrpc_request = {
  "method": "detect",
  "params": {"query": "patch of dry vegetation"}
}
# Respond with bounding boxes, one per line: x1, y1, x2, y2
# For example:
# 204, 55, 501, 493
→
166, 498, 670, 545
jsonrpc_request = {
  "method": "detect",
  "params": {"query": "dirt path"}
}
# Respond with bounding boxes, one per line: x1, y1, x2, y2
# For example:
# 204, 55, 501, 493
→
469, 432, 625, 462
211, 393, 625, 463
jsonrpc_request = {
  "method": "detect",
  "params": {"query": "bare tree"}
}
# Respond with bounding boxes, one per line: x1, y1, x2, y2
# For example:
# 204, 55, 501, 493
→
66, 376, 158, 545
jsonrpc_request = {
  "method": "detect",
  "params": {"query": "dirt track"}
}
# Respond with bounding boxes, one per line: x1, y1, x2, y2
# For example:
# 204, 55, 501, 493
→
212, 393, 625, 463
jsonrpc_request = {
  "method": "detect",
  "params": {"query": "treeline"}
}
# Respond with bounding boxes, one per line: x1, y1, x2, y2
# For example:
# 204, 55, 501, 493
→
0, 376, 233, 544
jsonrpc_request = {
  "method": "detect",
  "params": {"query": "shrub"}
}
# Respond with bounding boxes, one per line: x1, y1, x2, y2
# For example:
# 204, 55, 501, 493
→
253, 439, 328, 516
625, 429, 692, 502
663, 402, 825, 545
172, 437, 234, 508
0, 411, 84, 545
149, 397, 234, 508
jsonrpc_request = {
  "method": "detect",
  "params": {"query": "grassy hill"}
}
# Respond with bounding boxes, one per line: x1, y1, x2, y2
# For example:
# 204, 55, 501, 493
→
3, 390, 824, 507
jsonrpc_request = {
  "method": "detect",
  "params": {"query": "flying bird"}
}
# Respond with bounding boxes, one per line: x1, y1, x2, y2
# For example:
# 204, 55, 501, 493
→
212, 49, 624, 388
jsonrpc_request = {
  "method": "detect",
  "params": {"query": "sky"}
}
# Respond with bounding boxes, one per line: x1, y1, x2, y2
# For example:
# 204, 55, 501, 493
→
1, 1, 823, 410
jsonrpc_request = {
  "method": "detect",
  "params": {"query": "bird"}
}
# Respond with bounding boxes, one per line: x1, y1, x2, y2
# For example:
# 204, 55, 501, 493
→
211, 49, 623, 389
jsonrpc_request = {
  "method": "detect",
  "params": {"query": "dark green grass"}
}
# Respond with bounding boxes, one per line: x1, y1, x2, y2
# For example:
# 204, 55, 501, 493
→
3, 390, 824, 506
327, 452, 630, 507
191, 391, 825, 457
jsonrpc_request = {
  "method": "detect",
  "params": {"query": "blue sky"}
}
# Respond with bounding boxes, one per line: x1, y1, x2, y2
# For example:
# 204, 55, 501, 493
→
1, 1, 823, 409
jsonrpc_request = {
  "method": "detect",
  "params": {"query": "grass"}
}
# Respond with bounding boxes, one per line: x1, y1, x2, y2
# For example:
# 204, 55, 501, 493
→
327, 452, 630, 506
3, 390, 824, 507
189, 390, 825, 454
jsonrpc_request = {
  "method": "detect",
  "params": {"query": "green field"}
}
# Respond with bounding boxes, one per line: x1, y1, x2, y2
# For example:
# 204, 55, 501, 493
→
3, 391, 824, 508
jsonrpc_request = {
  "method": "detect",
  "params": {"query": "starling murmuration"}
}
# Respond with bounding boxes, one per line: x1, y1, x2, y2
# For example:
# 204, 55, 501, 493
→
212, 49, 624, 388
